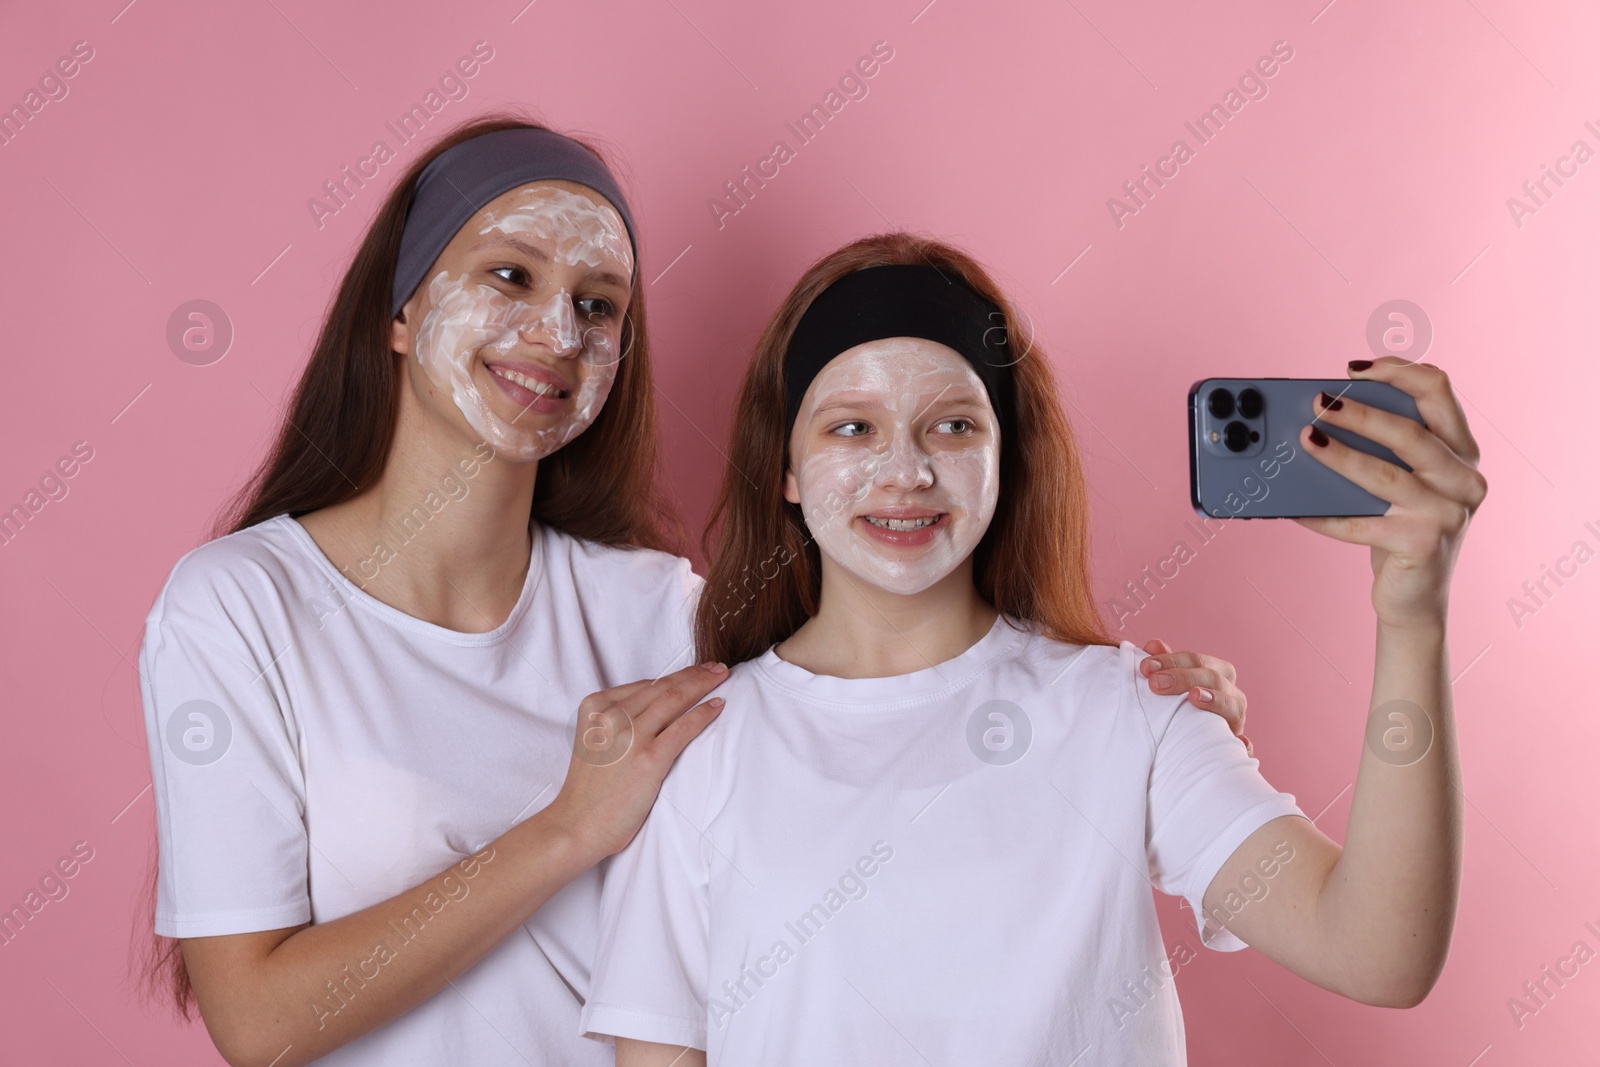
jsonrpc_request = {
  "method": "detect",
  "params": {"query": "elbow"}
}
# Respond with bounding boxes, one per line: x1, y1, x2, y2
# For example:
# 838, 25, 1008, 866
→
1358, 982, 1432, 1010
199, 1006, 307, 1067
1349, 958, 1446, 1010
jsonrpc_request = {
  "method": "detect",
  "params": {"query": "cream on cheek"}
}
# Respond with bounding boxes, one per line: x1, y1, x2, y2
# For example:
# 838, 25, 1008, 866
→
793, 342, 1000, 596
411, 190, 631, 461
412, 271, 621, 461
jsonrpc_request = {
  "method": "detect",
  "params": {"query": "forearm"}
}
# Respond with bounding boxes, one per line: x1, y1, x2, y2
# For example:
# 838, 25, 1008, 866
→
1315, 615, 1462, 1006
195, 807, 599, 1067
616, 1038, 707, 1066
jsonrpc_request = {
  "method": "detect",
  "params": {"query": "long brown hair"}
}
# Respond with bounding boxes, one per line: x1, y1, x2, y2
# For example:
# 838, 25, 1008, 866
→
141, 110, 680, 1017
693, 232, 1112, 666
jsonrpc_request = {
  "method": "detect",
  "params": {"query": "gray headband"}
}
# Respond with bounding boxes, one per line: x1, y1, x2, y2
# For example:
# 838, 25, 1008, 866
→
390, 126, 639, 319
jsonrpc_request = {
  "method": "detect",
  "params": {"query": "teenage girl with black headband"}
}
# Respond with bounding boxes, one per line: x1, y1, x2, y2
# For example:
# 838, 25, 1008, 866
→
138, 120, 1248, 1066
583, 233, 1485, 1064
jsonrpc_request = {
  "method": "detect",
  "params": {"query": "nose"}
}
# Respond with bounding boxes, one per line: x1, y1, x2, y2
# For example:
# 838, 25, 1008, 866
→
515, 291, 582, 357
872, 431, 934, 491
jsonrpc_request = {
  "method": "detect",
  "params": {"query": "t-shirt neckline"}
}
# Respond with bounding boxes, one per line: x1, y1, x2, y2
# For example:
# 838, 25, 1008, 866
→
753, 612, 1028, 707
275, 513, 545, 646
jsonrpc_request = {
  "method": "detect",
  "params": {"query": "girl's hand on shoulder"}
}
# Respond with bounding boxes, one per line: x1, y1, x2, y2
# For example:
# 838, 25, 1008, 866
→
1139, 638, 1252, 756
542, 663, 729, 861
1294, 357, 1488, 631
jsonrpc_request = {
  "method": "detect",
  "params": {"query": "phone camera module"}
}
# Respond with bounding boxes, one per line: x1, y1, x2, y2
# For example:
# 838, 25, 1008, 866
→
1207, 389, 1235, 419
1236, 387, 1263, 419
1223, 421, 1251, 453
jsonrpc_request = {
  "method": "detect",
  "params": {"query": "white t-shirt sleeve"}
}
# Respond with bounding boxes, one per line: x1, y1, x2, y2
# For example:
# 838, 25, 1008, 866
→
140, 559, 311, 938
581, 749, 714, 1049
1128, 642, 1307, 952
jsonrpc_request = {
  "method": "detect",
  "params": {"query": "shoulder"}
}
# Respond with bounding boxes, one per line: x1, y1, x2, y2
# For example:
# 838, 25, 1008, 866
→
544, 526, 703, 602
148, 515, 305, 628
1003, 622, 1132, 689
654, 658, 763, 804
1007, 628, 1181, 727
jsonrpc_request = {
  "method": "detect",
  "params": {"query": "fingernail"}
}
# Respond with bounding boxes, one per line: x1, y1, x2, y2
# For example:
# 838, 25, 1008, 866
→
1309, 426, 1329, 447
1348, 359, 1372, 371
1318, 391, 1344, 411
702, 661, 728, 673
1142, 658, 1161, 675
1195, 687, 1214, 702
1153, 672, 1172, 689
709, 697, 725, 708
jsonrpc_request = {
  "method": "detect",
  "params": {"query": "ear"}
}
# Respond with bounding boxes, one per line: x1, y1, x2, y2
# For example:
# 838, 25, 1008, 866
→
390, 304, 413, 357
783, 468, 801, 505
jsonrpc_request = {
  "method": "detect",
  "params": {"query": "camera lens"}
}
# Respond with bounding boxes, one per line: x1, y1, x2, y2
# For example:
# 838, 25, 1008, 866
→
1207, 389, 1235, 419
1223, 421, 1251, 452
1237, 387, 1263, 419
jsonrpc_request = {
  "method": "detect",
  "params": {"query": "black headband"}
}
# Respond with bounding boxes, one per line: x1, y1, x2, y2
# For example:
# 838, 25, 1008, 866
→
784, 264, 1017, 441
391, 127, 638, 318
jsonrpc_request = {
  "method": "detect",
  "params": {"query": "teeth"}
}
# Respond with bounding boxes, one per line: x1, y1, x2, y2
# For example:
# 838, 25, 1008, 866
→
864, 516, 939, 531
491, 366, 564, 397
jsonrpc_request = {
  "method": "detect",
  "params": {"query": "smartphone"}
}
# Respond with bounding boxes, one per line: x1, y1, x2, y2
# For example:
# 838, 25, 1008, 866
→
1188, 378, 1424, 519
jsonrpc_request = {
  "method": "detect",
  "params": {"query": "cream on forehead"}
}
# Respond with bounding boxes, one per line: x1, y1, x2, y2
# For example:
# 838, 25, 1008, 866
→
478, 186, 633, 275
413, 270, 620, 462
792, 340, 1000, 597
801, 338, 988, 425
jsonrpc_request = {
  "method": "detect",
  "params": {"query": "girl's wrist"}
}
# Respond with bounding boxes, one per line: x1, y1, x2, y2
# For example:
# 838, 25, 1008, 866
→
1373, 612, 1449, 661
1374, 606, 1448, 639
514, 800, 609, 875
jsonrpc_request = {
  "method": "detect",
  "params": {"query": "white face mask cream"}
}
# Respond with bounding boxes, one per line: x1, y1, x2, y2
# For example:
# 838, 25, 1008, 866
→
787, 338, 1001, 596
411, 186, 633, 461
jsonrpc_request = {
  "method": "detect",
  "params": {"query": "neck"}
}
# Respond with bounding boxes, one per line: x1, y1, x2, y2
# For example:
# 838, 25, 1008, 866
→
775, 561, 999, 678
298, 379, 539, 633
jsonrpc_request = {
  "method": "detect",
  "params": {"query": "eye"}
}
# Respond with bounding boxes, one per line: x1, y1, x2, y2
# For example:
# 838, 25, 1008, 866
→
489, 265, 532, 287
935, 418, 975, 435
830, 421, 871, 438
576, 296, 617, 321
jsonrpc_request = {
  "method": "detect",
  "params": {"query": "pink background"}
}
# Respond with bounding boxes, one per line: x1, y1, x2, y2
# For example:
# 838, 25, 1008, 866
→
2, 0, 1596, 1062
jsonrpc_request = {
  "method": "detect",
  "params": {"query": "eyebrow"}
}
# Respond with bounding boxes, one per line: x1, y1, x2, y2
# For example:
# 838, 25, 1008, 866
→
809, 387, 988, 420
469, 233, 631, 292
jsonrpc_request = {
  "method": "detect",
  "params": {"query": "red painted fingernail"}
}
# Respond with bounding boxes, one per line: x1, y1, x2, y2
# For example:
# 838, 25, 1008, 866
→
1318, 391, 1344, 411
1348, 359, 1372, 371
1309, 426, 1329, 447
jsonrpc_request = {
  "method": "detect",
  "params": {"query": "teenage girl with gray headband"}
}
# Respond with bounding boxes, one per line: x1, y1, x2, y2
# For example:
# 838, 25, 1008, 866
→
139, 116, 1256, 1066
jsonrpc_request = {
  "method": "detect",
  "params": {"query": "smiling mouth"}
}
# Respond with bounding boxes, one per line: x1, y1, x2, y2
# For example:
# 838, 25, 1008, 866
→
489, 365, 569, 399
862, 515, 945, 532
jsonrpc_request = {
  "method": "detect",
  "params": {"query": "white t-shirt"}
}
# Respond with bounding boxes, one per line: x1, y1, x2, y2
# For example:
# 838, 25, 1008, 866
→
139, 513, 701, 1067
582, 614, 1306, 1065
